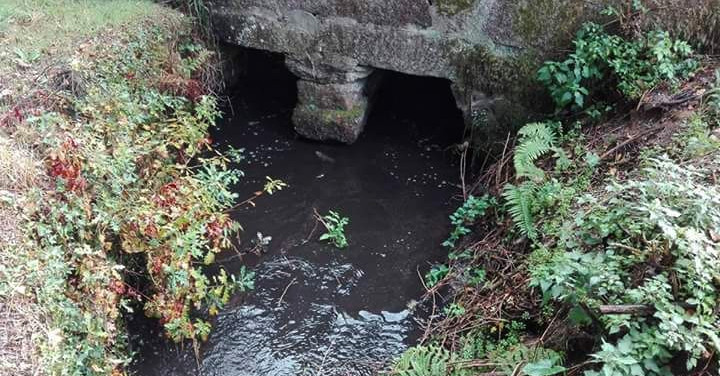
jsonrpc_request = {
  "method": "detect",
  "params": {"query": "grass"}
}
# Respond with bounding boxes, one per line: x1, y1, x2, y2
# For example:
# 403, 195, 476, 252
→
0, 0, 166, 56
0, 135, 39, 194
0, 134, 39, 252
0, 0, 169, 111
0, 135, 41, 376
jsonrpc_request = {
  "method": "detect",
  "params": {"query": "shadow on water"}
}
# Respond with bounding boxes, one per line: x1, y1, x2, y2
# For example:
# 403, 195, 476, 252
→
129, 48, 465, 376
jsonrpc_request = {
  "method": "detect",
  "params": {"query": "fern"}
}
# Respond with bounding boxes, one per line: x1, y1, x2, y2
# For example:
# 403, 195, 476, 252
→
502, 182, 538, 240
393, 345, 453, 376
504, 122, 562, 240
513, 122, 559, 181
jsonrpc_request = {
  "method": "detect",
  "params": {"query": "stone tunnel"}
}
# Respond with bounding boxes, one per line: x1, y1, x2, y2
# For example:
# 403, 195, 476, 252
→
209, 0, 607, 143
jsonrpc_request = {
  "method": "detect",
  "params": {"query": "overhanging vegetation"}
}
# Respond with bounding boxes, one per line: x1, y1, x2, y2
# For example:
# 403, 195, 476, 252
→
395, 3, 720, 375
0, 1, 250, 374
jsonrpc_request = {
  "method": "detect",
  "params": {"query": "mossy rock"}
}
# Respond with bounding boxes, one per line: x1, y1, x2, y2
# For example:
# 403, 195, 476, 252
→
292, 104, 366, 144
512, 0, 593, 50
638, 0, 720, 53
320, 106, 364, 123
511, 0, 720, 54
435, 0, 475, 16
450, 43, 547, 110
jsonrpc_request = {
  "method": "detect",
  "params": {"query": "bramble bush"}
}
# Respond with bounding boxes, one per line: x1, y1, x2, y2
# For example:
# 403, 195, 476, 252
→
22, 20, 251, 374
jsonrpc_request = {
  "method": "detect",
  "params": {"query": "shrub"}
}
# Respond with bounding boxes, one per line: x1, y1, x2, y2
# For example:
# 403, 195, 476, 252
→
317, 210, 350, 249
442, 195, 495, 249
531, 156, 720, 375
538, 22, 698, 111
424, 264, 449, 288
18, 19, 249, 374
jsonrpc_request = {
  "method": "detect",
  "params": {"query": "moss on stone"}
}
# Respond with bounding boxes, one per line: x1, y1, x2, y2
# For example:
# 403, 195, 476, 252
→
450, 43, 544, 108
511, 0, 593, 51
511, 0, 720, 54
320, 105, 365, 123
293, 103, 365, 143
434, 0, 475, 16
638, 0, 720, 54
295, 103, 363, 123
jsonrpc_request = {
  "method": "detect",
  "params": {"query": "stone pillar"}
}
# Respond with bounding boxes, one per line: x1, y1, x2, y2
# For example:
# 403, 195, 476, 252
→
286, 57, 376, 144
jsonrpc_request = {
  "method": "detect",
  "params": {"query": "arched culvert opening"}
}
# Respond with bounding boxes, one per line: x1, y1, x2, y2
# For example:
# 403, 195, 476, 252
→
221, 44, 298, 113
364, 70, 465, 146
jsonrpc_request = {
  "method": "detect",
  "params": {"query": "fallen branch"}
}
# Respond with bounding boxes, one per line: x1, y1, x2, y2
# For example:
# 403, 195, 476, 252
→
600, 302, 694, 315
598, 304, 656, 315
599, 303, 696, 315
277, 277, 297, 307
600, 127, 663, 161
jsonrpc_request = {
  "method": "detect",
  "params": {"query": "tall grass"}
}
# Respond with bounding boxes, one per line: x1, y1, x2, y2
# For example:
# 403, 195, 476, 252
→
0, 0, 167, 67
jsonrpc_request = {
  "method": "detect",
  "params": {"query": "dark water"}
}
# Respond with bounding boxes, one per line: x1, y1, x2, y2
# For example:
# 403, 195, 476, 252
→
130, 56, 464, 375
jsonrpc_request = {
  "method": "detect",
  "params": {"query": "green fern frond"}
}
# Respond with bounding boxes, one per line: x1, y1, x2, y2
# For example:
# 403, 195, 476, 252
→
517, 122, 558, 141
393, 345, 453, 376
514, 122, 559, 181
515, 138, 552, 181
502, 182, 538, 240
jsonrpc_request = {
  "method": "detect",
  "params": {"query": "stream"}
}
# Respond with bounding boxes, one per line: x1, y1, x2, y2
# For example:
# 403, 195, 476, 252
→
130, 53, 465, 376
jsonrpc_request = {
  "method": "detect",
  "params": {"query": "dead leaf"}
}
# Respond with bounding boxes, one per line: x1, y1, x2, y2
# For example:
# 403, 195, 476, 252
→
709, 229, 720, 242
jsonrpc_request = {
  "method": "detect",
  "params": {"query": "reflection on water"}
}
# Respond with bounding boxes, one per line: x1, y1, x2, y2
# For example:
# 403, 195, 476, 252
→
201, 256, 412, 376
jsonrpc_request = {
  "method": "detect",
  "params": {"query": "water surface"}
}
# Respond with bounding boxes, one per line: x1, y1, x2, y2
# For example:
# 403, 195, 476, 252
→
130, 62, 464, 376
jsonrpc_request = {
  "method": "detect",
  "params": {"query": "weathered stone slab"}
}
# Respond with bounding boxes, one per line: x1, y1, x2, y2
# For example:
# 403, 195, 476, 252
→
211, 7, 456, 79
293, 102, 367, 144
291, 65, 376, 143
215, 0, 433, 28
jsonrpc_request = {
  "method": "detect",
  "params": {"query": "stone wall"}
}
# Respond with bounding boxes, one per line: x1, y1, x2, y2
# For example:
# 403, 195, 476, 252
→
210, 0, 717, 143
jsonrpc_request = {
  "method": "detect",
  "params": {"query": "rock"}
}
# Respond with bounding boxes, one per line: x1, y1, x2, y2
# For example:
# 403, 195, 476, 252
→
293, 102, 367, 144
314, 150, 336, 163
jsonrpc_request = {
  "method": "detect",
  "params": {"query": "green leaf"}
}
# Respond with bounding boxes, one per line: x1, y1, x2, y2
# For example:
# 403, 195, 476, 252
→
574, 91, 585, 108
568, 306, 592, 326
538, 67, 551, 81
523, 359, 566, 376
561, 91, 573, 104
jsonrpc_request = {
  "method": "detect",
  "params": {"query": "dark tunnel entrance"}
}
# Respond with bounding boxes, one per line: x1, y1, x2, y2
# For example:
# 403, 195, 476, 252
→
363, 70, 466, 146
222, 44, 298, 116
221, 45, 465, 146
